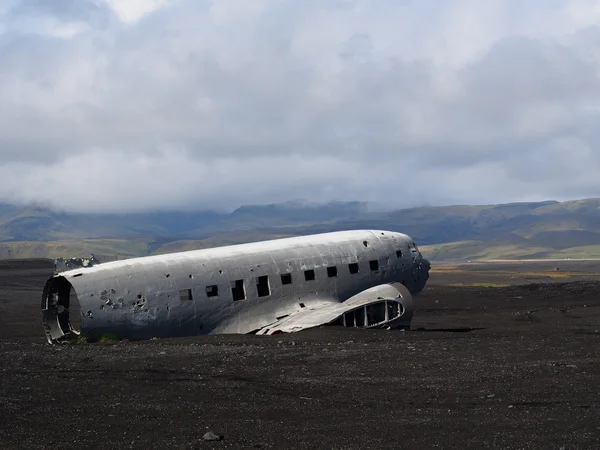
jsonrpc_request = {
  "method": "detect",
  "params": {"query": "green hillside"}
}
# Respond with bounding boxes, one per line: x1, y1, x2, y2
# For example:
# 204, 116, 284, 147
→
1, 198, 600, 261
0, 239, 152, 261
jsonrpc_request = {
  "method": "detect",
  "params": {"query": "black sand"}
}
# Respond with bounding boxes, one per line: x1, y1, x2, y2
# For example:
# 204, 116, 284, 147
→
1, 259, 599, 449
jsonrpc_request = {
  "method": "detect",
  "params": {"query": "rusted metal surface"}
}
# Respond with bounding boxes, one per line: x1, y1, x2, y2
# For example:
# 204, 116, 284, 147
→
41, 230, 430, 343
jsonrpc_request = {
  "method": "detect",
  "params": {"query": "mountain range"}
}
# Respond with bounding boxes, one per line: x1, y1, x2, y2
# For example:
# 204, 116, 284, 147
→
2, 198, 600, 261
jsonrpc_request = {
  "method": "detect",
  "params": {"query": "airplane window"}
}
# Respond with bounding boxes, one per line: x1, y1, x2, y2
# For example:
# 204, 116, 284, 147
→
304, 269, 315, 281
396, 250, 403, 258
348, 263, 359, 274
327, 266, 338, 277
205, 285, 218, 297
179, 289, 193, 301
256, 275, 270, 297
231, 279, 246, 301
369, 260, 379, 271
281, 273, 292, 285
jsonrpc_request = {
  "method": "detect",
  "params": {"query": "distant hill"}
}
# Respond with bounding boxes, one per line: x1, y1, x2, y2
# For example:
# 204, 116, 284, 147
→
2, 198, 600, 261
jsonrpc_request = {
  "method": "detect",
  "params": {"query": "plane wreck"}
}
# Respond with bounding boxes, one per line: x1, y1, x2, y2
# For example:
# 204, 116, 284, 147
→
41, 230, 430, 343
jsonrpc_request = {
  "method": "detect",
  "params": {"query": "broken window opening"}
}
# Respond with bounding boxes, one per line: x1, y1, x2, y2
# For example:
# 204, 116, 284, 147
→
388, 301, 399, 319
331, 302, 401, 328
304, 269, 315, 281
281, 273, 292, 285
344, 311, 355, 327
206, 285, 218, 297
349, 263, 359, 274
327, 266, 338, 278
256, 275, 270, 297
367, 302, 386, 324
396, 250, 403, 258
354, 307, 365, 326
179, 289, 193, 301
231, 279, 246, 301
369, 260, 379, 271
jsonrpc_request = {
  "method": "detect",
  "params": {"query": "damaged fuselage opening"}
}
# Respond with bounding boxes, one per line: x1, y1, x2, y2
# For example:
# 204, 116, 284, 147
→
328, 300, 405, 328
41, 276, 82, 343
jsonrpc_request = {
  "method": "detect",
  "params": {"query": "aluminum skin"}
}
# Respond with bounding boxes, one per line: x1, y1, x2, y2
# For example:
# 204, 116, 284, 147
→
41, 230, 430, 343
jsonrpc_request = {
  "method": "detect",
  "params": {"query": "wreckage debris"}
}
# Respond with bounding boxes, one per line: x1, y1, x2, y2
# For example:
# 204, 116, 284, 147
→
42, 230, 430, 343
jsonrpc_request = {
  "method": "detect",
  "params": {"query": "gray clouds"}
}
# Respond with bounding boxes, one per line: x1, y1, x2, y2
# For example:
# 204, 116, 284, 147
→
1, 0, 600, 212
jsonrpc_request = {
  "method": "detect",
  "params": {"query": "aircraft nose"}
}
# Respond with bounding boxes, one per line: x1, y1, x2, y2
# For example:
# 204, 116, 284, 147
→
422, 256, 431, 272
420, 256, 431, 281
412, 255, 430, 291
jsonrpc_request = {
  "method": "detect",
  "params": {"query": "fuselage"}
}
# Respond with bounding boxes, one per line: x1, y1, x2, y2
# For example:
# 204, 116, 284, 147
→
42, 230, 430, 342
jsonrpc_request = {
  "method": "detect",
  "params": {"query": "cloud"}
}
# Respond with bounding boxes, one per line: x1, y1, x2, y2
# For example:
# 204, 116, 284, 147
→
1, 0, 600, 212
104, 0, 173, 23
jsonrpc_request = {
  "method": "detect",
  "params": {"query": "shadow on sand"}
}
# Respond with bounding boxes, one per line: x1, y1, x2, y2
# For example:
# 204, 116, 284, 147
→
413, 327, 486, 333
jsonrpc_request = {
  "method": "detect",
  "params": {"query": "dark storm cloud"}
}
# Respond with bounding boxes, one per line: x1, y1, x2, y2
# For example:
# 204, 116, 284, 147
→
0, 0, 600, 212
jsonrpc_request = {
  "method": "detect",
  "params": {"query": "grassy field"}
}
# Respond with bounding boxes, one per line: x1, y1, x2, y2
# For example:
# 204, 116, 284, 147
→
2, 197, 600, 261
0, 232, 296, 260
3, 234, 600, 262
419, 241, 600, 261
0, 239, 151, 260
428, 260, 600, 286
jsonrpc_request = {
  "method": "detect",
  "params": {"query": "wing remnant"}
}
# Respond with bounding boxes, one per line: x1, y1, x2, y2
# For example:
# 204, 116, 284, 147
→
256, 283, 413, 335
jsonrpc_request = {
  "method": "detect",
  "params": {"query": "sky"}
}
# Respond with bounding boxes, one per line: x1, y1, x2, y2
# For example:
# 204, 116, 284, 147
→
1, 0, 600, 213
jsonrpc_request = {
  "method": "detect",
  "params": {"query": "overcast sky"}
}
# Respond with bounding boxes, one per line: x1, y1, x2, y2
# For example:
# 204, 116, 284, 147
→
1, 0, 600, 212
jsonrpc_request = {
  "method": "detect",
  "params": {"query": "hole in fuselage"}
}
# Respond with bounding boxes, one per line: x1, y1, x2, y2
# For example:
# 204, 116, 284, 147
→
42, 276, 82, 343
328, 301, 405, 328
